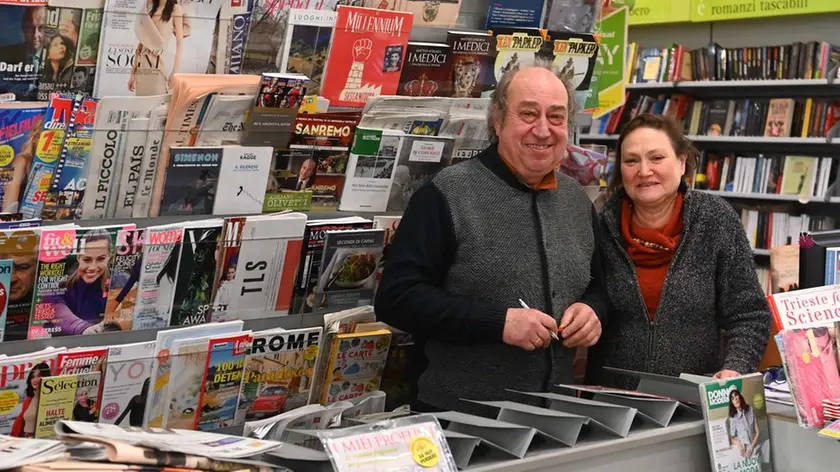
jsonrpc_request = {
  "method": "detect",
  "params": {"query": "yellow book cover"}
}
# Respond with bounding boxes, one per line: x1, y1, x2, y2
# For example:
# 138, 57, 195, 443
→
321, 329, 391, 405
35, 372, 100, 438
779, 156, 818, 195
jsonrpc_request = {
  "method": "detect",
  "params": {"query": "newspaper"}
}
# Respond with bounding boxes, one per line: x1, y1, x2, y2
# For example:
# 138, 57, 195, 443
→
55, 421, 283, 459
0, 435, 67, 468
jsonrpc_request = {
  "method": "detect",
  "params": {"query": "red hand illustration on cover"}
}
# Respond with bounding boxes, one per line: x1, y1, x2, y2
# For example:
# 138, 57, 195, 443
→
321, 6, 413, 108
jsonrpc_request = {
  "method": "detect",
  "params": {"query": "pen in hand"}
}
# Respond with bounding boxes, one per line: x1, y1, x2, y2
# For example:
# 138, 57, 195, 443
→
518, 298, 560, 341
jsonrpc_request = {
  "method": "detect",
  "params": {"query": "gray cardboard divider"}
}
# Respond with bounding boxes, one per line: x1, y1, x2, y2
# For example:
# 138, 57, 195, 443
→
431, 410, 537, 459
603, 367, 703, 405
443, 430, 482, 469
591, 392, 679, 427
462, 399, 589, 447
508, 390, 637, 438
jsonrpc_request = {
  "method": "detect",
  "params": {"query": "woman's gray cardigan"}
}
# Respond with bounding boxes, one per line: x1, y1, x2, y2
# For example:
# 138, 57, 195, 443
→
585, 184, 772, 389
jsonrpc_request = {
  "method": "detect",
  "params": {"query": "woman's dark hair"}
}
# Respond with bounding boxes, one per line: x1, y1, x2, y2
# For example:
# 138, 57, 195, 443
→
26, 362, 51, 397
149, 0, 177, 22
607, 113, 700, 197
44, 35, 76, 82
728, 389, 751, 417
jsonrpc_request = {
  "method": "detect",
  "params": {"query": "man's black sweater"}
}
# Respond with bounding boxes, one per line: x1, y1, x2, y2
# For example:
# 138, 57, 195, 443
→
374, 146, 608, 413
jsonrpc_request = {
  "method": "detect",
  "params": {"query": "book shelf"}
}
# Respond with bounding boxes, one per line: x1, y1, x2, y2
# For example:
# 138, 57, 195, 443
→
626, 79, 840, 98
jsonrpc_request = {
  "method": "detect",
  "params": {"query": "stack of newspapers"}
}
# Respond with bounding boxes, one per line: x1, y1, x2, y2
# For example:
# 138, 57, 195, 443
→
3, 420, 288, 471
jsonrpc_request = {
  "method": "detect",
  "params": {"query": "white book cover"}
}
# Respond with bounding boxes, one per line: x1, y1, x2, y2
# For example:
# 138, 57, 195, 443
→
193, 95, 254, 147
133, 223, 184, 330
212, 146, 273, 215
94, 0, 224, 97
339, 128, 405, 212
99, 340, 156, 427
213, 212, 307, 321
113, 117, 150, 218
143, 320, 244, 427
133, 103, 169, 218
82, 95, 168, 219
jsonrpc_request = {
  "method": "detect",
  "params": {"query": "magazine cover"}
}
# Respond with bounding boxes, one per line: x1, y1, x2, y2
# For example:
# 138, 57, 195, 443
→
321, 329, 391, 404
99, 340, 155, 427
312, 228, 384, 313
196, 332, 250, 430
28, 225, 126, 339
94, 0, 224, 96
104, 228, 144, 331
320, 6, 413, 108
240, 0, 333, 76
169, 220, 223, 326
0, 259, 12, 341
37, 0, 105, 101
278, 8, 336, 95
212, 213, 306, 321
264, 111, 359, 212
0, 349, 62, 436
159, 147, 222, 216
18, 94, 78, 219
34, 371, 100, 438
699, 373, 772, 472
0, 104, 48, 213
235, 327, 322, 424
291, 217, 372, 315
163, 334, 213, 429
0, 229, 40, 341
143, 320, 243, 428
133, 223, 182, 330
0, 0, 48, 101
40, 96, 100, 221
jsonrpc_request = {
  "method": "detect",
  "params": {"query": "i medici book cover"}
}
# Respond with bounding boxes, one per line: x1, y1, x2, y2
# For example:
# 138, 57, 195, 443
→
397, 42, 451, 97
320, 5, 413, 108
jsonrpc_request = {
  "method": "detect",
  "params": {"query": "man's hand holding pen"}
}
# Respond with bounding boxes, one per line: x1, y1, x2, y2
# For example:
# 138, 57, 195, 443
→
504, 300, 601, 351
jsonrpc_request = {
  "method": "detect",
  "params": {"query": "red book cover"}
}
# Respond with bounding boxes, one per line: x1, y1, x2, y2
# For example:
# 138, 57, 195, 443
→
320, 6, 413, 108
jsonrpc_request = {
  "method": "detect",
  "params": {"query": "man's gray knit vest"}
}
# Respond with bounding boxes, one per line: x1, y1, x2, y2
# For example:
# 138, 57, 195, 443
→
418, 157, 595, 412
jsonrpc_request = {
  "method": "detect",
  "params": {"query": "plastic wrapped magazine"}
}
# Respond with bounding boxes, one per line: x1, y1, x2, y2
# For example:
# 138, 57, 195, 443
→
317, 414, 458, 471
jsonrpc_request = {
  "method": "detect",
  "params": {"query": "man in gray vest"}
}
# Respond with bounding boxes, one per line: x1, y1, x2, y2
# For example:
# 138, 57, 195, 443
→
375, 62, 609, 413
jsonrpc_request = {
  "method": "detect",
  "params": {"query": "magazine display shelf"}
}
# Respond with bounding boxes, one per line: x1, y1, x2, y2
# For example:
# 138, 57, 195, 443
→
767, 402, 840, 472
625, 78, 840, 99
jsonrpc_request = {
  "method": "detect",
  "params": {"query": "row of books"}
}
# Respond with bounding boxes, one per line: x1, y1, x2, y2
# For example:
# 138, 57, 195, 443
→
738, 210, 832, 251
0, 307, 401, 439
630, 40, 840, 84
696, 154, 837, 200
593, 94, 840, 138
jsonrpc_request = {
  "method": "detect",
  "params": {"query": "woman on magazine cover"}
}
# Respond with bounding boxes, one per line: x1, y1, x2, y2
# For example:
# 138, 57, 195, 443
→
728, 388, 769, 462
129, 0, 184, 95
115, 377, 150, 427
44, 229, 114, 336
11, 362, 51, 437
586, 113, 771, 389
2, 115, 43, 213
42, 34, 75, 86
